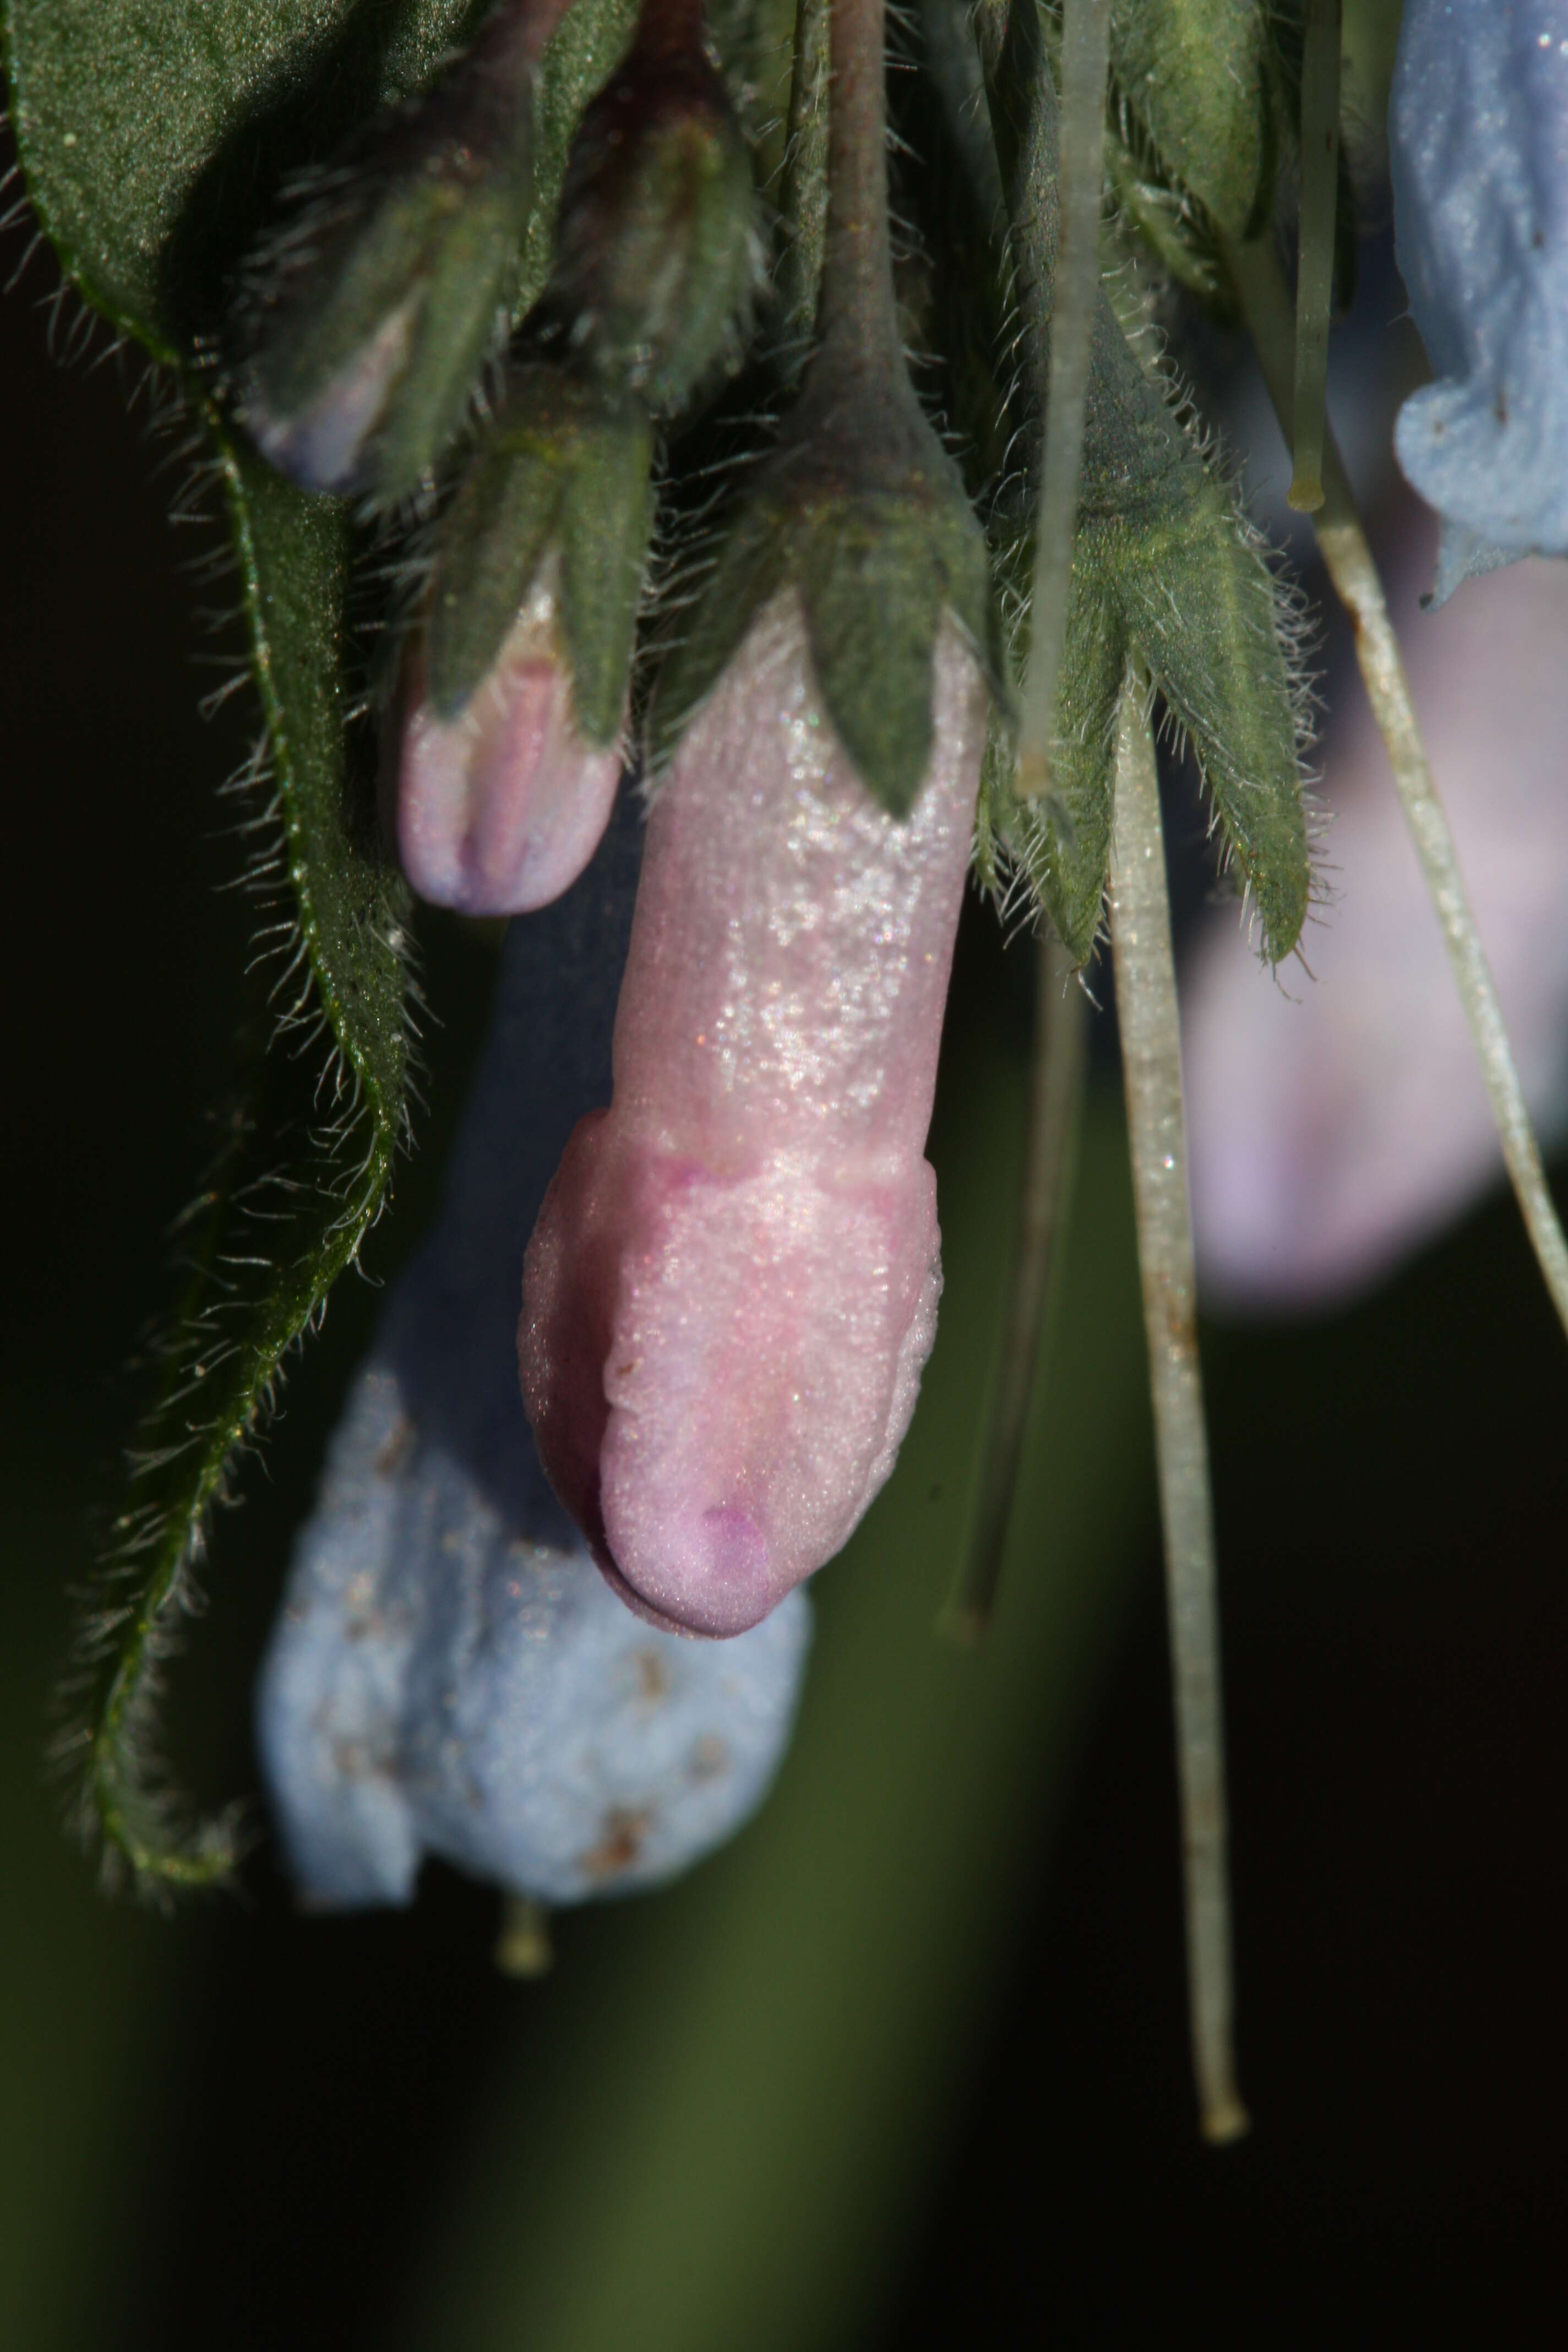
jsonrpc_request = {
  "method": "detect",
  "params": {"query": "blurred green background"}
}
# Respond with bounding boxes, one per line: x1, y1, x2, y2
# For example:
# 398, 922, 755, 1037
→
2, 38, 1565, 2337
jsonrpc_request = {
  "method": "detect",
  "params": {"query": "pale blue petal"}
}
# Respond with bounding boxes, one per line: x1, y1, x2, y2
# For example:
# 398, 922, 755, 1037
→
1392, 1, 1568, 590
257, 791, 813, 1910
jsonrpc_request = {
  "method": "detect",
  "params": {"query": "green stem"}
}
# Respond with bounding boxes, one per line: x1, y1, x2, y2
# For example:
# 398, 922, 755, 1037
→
1227, 233, 1568, 1349
1013, 0, 1110, 803
775, 0, 831, 375
814, 0, 897, 372
1287, 0, 1342, 514
1109, 666, 1248, 2147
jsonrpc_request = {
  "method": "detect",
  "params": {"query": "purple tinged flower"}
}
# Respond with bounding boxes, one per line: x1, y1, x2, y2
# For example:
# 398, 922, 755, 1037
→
393, 565, 624, 916
1391, 0, 1568, 602
520, 594, 989, 1638
1183, 534, 1568, 1309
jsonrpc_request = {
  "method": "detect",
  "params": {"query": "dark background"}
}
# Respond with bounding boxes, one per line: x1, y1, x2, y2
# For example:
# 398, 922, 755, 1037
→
2, 124, 1564, 2352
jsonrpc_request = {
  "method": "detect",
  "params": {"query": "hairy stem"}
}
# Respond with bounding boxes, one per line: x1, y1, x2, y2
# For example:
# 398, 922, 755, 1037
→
1287, 0, 1341, 513
945, 929, 1086, 1637
1109, 668, 1248, 2147
1013, 0, 1110, 802
815, 0, 896, 369
776, 0, 831, 372
1227, 233, 1568, 1346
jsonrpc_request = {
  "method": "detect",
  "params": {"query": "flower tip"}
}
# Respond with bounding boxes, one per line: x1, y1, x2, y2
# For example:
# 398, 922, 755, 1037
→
393, 609, 622, 916
242, 299, 416, 497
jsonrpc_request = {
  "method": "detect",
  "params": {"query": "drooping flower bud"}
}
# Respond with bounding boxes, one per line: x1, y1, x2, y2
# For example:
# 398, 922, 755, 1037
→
1391, 0, 1568, 601
234, 0, 571, 504
257, 807, 813, 1909
520, 595, 990, 1637
550, 0, 758, 413
391, 362, 652, 913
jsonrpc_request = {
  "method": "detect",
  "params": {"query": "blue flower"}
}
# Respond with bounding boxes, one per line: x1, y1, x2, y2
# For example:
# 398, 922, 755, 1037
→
257, 794, 811, 1909
1391, 0, 1568, 602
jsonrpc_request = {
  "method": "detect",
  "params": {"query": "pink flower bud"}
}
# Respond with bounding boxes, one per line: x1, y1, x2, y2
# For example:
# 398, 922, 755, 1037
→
520, 594, 988, 1636
393, 568, 623, 915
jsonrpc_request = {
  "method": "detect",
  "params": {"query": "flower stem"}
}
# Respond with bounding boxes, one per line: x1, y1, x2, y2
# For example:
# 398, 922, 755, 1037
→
1109, 667, 1249, 2147
1287, 0, 1342, 514
1226, 232, 1568, 1347
814, 0, 897, 373
495, 1894, 554, 1977
1013, 0, 1111, 802
776, 0, 831, 372
944, 927, 1086, 1640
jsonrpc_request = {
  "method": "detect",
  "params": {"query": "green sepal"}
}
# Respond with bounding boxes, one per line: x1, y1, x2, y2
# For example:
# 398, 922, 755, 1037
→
1103, 141, 1228, 311
987, 523, 1126, 965
1122, 476, 1309, 962
427, 389, 570, 718
427, 364, 654, 744
794, 491, 997, 818
553, 41, 758, 416
982, 24, 1310, 967
653, 399, 1003, 816
648, 490, 793, 771
558, 399, 656, 744
352, 181, 536, 506
1108, 0, 1278, 249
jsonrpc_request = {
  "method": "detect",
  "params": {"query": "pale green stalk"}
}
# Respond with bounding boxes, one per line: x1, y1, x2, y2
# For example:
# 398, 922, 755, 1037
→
1013, 0, 1111, 802
1288, 0, 1342, 513
1109, 666, 1248, 2147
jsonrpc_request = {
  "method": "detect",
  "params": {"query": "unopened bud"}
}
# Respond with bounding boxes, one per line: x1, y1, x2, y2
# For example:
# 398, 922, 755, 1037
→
235, 0, 568, 503
395, 565, 624, 915
551, 0, 758, 413
520, 595, 990, 1638
391, 364, 652, 914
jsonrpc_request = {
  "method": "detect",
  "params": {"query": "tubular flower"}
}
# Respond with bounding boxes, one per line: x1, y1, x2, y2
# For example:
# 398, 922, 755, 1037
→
520, 594, 990, 1638
257, 807, 812, 1908
1391, 0, 1568, 601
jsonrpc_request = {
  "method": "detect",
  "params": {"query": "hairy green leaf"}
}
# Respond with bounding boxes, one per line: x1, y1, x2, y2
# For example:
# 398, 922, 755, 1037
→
1, 0, 633, 1888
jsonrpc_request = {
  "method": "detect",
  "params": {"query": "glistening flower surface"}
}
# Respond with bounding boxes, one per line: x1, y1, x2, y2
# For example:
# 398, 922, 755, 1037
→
521, 596, 990, 1638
